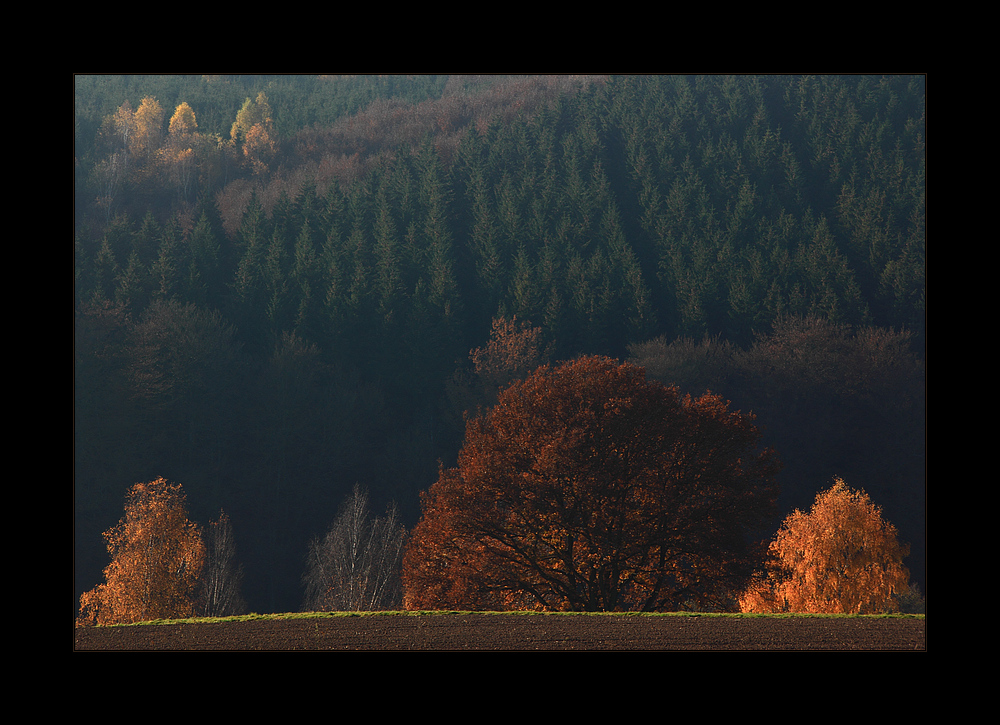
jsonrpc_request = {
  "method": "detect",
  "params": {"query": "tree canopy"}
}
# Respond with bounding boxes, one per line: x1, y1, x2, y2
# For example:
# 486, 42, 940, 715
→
739, 478, 911, 614
77, 477, 205, 625
402, 356, 780, 612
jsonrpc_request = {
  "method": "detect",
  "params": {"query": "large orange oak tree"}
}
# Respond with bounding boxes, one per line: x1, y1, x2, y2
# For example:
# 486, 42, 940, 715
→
403, 356, 780, 612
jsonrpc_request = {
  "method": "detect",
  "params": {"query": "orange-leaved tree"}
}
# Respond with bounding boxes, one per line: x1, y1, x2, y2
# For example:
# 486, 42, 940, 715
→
445, 315, 550, 425
403, 355, 781, 612
739, 478, 911, 614
77, 477, 205, 626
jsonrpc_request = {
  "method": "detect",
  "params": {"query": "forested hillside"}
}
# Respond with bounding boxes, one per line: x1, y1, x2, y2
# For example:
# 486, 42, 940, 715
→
74, 74, 926, 615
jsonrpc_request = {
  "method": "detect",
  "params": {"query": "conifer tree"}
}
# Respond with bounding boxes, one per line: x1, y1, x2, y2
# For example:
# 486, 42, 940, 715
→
90, 236, 119, 304
186, 210, 222, 306
229, 193, 269, 350
132, 212, 161, 270
114, 249, 147, 314
465, 170, 506, 329
290, 218, 321, 339
263, 227, 290, 334
410, 140, 464, 380
150, 218, 184, 302
371, 191, 404, 329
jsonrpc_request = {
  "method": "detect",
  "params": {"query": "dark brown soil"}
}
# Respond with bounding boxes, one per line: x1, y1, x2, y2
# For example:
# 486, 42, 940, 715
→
74, 613, 925, 651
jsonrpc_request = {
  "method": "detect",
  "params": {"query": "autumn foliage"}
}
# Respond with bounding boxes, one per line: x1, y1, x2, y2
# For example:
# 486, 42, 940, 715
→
739, 478, 911, 614
445, 316, 550, 424
77, 477, 205, 626
403, 356, 780, 612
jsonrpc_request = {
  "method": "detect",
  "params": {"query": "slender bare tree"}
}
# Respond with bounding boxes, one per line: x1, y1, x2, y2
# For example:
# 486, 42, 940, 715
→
302, 484, 406, 611
198, 509, 247, 617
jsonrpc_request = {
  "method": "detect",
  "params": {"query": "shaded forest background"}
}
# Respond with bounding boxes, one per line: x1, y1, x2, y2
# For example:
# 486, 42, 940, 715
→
74, 74, 926, 614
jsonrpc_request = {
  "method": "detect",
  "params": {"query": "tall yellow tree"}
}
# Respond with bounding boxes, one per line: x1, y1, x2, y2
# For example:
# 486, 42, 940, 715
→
132, 96, 165, 160
162, 102, 201, 202
168, 101, 198, 138
77, 477, 205, 626
230, 92, 276, 176
230, 92, 273, 144
109, 101, 133, 147
740, 478, 911, 614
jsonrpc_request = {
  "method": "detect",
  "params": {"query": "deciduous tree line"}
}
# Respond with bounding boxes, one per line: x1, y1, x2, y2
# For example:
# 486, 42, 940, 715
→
78, 478, 406, 625
79, 352, 918, 624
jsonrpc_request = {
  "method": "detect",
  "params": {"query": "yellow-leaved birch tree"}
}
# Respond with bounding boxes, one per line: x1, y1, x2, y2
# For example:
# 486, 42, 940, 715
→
740, 478, 911, 614
77, 477, 205, 626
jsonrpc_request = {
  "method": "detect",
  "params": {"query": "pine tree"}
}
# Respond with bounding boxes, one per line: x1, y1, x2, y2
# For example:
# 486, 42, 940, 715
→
90, 236, 119, 305
409, 140, 464, 380
229, 193, 269, 351
132, 212, 161, 271
465, 169, 506, 330
263, 227, 290, 334
186, 210, 222, 307
290, 219, 322, 342
114, 249, 147, 314
366, 190, 397, 317
150, 218, 184, 302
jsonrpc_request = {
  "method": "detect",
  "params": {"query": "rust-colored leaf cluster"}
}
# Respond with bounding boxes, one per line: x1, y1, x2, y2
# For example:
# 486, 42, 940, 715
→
740, 478, 911, 613
403, 355, 780, 612
470, 316, 548, 389
77, 477, 205, 626
444, 315, 550, 429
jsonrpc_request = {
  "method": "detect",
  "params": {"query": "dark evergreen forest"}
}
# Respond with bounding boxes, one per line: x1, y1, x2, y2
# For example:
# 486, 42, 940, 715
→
74, 74, 926, 614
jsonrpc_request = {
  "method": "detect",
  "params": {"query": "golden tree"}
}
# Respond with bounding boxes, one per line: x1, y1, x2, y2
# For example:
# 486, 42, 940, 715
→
243, 121, 277, 176
162, 102, 210, 202
740, 478, 911, 614
230, 92, 276, 176
168, 101, 198, 138
230, 92, 274, 144
110, 100, 136, 155
131, 96, 165, 161
77, 477, 205, 626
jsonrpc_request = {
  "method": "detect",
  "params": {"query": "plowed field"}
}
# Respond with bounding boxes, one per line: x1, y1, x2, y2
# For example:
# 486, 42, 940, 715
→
74, 613, 925, 651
